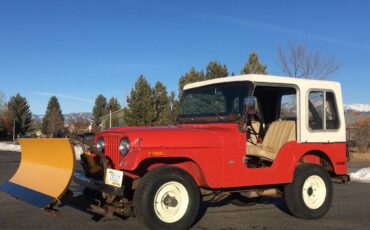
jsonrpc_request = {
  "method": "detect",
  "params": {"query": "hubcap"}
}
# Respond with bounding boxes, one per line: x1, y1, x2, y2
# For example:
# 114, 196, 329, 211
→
154, 182, 189, 223
302, 175, 327, 209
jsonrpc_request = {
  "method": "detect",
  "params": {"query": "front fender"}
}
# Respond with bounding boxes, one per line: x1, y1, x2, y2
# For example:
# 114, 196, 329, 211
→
121, 145, 223, 188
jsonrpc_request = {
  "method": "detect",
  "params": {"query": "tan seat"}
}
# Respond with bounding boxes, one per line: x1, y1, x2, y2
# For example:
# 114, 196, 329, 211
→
247, 120, 296, 160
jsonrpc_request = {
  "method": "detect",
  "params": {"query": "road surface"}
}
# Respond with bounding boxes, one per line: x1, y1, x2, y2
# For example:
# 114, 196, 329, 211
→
0, 151, 369, 230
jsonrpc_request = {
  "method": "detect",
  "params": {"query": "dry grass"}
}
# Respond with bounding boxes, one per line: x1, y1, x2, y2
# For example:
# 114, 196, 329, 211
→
350, 152, 370, 162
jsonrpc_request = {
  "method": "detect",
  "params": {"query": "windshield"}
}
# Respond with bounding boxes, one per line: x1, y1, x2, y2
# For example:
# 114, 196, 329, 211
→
178, 82, 251, 123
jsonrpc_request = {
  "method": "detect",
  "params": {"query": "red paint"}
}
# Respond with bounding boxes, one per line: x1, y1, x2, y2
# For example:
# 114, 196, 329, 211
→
95, 123, 347, 189
301, 155, 321, 164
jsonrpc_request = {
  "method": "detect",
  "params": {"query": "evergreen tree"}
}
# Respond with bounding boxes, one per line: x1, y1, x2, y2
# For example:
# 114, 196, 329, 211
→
167, 91, 179, 125
178, 67, 205, 99
241, 51, 268, 75
42, 96, 65, 137
7, 93, 33, 136
205, 61, 229, 80
152, 81, 170, 125
92, 94, 108, 128
107, 97, 121, 112
124, 75, 156, 126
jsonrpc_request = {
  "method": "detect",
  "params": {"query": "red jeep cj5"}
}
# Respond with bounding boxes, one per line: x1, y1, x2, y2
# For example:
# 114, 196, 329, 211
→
75, 74, 349, 230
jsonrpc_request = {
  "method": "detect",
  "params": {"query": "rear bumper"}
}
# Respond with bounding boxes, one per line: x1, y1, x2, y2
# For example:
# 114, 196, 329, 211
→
73, 171, 125, 196
332, 174, 351, 183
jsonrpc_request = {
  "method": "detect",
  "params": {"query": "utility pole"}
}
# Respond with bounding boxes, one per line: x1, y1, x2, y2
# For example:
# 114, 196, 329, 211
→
109, 110, 112, 128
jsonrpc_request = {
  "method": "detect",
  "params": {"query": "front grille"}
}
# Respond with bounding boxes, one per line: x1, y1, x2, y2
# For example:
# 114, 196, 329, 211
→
104, 134, 121, 169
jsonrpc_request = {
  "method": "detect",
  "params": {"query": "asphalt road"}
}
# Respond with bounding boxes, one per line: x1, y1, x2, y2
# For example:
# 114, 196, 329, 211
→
0, 151, 370, 230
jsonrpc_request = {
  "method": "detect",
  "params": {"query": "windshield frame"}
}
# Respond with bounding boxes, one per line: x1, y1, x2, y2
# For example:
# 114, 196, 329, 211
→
177, 81, 252, 124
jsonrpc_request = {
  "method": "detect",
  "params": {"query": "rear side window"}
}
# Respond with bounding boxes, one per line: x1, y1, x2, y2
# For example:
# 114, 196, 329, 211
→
325, 92, 340, 129
308, 91, 339, 130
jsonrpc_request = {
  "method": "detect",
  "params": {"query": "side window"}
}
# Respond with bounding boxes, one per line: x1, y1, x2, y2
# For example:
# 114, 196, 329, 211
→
280, 94, 297, 120
308, 91, 339, 130
308, 91, 324, 130
325, 92, 340, 129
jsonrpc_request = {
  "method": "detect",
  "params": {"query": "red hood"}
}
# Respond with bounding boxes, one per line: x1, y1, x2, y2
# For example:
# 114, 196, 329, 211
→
97, 124, 239, 148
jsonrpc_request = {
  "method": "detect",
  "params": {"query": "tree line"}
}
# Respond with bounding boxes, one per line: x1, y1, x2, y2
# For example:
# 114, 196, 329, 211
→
0, 94, 67, 139
0, 44, 344, 140
92, 50, 268, 127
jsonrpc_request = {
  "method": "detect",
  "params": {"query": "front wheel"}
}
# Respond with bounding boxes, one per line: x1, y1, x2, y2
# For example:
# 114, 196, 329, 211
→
284, 164, 333, 219
133, 166, 200, 230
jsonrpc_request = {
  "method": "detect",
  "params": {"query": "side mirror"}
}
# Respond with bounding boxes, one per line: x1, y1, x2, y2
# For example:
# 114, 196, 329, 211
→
244, 96, 257, 114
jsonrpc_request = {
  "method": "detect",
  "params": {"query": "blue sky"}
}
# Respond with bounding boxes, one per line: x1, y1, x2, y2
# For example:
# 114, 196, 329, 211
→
0, 0, 369, 114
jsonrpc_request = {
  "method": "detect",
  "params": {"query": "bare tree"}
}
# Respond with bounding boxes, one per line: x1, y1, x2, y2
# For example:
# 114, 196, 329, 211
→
278, 43, 341, 79
353, 119, 370, 153
0, 106, 13, 138
0, 91, 5, 109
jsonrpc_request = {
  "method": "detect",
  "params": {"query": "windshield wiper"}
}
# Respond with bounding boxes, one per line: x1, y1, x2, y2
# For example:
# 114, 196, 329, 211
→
210, 103, 224, 121
214, 111, 224, 120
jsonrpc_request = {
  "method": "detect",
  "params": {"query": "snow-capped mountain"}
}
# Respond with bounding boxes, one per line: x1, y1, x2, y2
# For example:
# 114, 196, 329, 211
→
64, 112, 93, 124
32, 114, 44, 121
344, 104, 370, 113
33, 112, 93, 125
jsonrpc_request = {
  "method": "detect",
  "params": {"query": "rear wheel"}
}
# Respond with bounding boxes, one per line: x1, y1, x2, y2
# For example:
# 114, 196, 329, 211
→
284, 164, 333, 219
133, 166, 200, 230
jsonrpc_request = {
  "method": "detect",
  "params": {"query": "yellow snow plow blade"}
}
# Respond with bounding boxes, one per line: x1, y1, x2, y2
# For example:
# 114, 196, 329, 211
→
0, 138, 75, 208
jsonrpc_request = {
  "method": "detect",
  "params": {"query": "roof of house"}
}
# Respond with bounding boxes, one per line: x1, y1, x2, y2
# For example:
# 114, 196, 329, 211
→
345, 113, 370, 128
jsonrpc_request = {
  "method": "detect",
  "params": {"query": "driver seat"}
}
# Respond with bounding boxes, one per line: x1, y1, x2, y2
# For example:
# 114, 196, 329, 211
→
247, 120, 296, 161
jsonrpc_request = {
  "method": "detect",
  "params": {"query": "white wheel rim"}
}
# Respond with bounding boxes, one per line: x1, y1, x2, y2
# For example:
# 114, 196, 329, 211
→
154, 181, 189, 223
302, 175, 327, 209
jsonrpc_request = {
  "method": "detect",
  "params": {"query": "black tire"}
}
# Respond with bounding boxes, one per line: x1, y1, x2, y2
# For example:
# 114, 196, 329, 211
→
284, 164, 333, 219
133, 166, 200, 230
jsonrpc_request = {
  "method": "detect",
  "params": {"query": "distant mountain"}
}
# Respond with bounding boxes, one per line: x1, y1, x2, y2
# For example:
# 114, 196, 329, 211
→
64, 112, 93, 124
32, 112, 93, 125
344, 104, 370, 113
32, 114, 43, 122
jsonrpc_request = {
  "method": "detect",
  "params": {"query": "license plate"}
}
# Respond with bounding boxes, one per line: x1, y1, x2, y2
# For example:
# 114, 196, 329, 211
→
105, 168, 124, 188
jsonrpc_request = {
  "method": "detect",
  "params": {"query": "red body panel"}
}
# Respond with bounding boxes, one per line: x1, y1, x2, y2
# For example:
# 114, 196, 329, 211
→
97, 123, 347, 189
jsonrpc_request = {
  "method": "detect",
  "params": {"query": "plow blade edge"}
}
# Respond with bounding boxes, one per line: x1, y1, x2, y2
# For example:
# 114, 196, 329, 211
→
0, 138, 75, 208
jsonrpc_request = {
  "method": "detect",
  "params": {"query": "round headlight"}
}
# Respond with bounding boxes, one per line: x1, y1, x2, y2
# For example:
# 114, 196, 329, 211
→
96, 137, 105, 152
119, 138, 130, 156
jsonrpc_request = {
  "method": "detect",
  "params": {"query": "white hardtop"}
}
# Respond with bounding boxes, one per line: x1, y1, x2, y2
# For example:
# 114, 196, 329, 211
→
184, 74, 346, 144
184, 74, 341, 91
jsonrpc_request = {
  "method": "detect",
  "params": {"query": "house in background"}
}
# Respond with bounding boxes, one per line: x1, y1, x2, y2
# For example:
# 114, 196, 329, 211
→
345, 112, 370, 145
67, 123, 93, 134
99, 109, 126, 130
